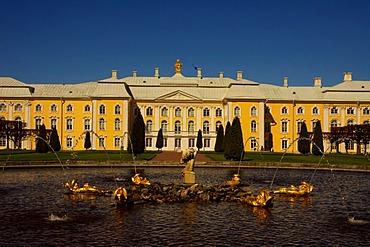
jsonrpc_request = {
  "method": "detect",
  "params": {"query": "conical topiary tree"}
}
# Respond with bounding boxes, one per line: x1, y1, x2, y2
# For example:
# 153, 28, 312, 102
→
312, 120, 324, 156
223, 121, 232, 158
128, 110, 145, 156
224, 117, 244, 160
155, 128, 164, 150
49, 127, 61, 152
298, 122, 310, 154
196, 129, 203, 150
214, 124, 224, 152
84, 131, 92, 150
36, 124, 48, 153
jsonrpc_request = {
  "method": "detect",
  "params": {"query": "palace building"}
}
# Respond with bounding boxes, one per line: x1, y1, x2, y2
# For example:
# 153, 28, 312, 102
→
0, 59, 369, 153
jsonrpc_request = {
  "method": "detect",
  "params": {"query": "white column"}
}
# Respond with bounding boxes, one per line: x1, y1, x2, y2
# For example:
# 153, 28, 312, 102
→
341, 107, 345, 126
123, 100, 129, 134
259, 101, 264, 148
92, 100, 97, 150
323, 106, 329, 132
357, 106, 361, 124
183, 106, 187, 132
169, 106, 173, 131
196, 106, 201, 130
155, 105, 160, 130
9, 102, 13, 120
25, 102, 31, 149
211, 106, 215, 131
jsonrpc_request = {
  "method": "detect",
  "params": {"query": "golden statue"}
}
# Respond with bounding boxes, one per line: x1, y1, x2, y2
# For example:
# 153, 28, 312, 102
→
223, 174, 241, 187
174, 58, 182, 74
64, 179, 111, 195
132, 173, 151, 185
273, 181, 314, 196
113, 187, 128, 206
240, 189, 274, 208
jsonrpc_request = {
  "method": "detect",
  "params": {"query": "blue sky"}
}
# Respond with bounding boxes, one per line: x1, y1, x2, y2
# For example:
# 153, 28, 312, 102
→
1, 0, 370, 86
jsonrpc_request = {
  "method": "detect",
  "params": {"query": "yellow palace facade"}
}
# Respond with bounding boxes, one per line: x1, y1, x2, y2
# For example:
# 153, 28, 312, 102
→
1, 59, 369, 153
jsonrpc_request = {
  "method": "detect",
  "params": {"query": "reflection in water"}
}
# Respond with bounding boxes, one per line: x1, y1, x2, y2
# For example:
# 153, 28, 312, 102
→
0, 168, 369, 246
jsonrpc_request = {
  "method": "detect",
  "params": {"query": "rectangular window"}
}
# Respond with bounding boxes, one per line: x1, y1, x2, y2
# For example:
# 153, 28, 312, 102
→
282, 139, 288, 150
146, 138, 152, 147
66, 137, 73, 148
204, 138, 210, 148
250, 139, 257, 150
66, 119, 73, 131
346, 140, 354, 150
163, 138, 167, 148
51, 119, 57, 130
84, 119, 91, 131
99, 137, 105, 148
175, 138, 181, 148
281, 121, 288, 133
188, 138, 195, 148
0, 136, 6, 146
114, 137, 121, 148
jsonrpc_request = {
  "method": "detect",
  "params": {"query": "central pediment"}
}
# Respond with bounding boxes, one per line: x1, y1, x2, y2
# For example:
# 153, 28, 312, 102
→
156, 90, 202, 102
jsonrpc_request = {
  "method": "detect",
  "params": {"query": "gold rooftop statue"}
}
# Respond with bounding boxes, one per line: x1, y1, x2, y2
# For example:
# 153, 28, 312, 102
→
273, 181, 314, 196
174, 58, 182, 74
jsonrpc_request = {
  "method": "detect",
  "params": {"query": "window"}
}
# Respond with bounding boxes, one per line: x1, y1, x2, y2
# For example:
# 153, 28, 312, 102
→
50, 104, 57, 112
216, 121, 222, 132
364, 120, 370, 125
35, 104, 42, 112
347, 107, 355, 115
146, 120, 153, 133
66, 137, 73, 148
188, 121, 195, 134
363, 107, 370, 115
175, 107, 182, 117
204, 139, 210, 148
347, 119, 354, 126
84, 105, 91, 112
330, 119, 339, 129
331, 107, 338, 115
14, 103, 23, 112
216, 108, 222, 117
281, 120, 288, 133
161, 107, 168, 117
145, 138, 152, 147
66, 104, 73, 113
188, 108, 195, 117
251, 120, 257, 133
0, 136, 6, 147
98, 137, 105, 148
175, 121, 181, 134
251, 139, 257, 150
234, 106, 241, 117
175, 138, 181, 148
99, 118, 105, 130
115, 105, 121, 115
251, 106, 257, 117
297, 120, 304, 133
282, 139, 289, 150
84, 119, 91, 131
99, 104, 106, 114
188, 138, 195, 148
146, 107, 153, 116
163, 138, 168, 147
281, 106, 288, 115
346, 140, 354, 150
115, 118, 121, 131
35, 118, 42, 129
66, 118, 73, 131
51, 118, 57, 129
203, 121, 210, 134
203, 108, 210, 117
114, 137, 121, 148
312, 107, 319, 115
0, 103, 7, 112
161, 120, 168, 132
297, 106, 304, 115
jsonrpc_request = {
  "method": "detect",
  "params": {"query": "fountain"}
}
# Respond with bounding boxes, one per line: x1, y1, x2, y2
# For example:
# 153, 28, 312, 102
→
180, 148, 197, 184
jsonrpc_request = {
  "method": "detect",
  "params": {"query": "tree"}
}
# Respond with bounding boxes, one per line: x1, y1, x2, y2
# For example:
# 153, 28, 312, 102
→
312, 120, 324, 156
223, 121, 232, 158
196, 129, 203, 150
49, 127, 61, 152
36, 124, 48, 153
128, 110, 145, 156
214, 124, 224, 152
155, 128, 164, 150
84, 131, 92, 150
298, 122, 310, 154
224, 117, 244, 160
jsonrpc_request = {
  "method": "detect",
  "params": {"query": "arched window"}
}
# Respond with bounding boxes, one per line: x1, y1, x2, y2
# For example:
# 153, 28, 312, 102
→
99, 104, 106, 114
312, 106, 319, 115
216, 108, 222, 117
363, 107, 370, 115
347, 107, 354, 115
175, 107, 182, 117
161, 120, 168, 132
14, 103, 23, 112
216, 121, 222, 131
146, 120, 153, 133
175, 120, 181, 134
161, 107, 168, 117
0, 103, 7, 112
66, 104, 73, 113
297, 106, 304, 115
363, 120, 370, 125
251, 120, 257, 132
347, 119, 354, 126
331, 107, 338, 115
146, 107, 153, 116
203, 108, 210, 117
234, 106, 241, 117
281, 106, 288, 115
14, 116, 22, 121
203, 121, 210, 134
251, 106, 257, 117
51, 104, 57, 112
188, 121, 195, 134
115, 118, 121, 131
188, 107, 195, 117
84, 104, 91, 112
35, 104, 42, 112
330, 119, 339, 129
115, 105, 121, 115
99, 118, 105, 130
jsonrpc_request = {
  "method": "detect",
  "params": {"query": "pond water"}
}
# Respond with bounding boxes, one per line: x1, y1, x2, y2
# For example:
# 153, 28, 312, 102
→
0, 167, 369, 246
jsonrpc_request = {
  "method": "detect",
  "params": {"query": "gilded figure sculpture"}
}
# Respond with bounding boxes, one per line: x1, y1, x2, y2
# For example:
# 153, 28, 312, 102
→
240, 189, 274, 208
64, 179, 111, 195
132, 173, 151, 185
223, 174, 241, 187
273, 181, 314, 196
181, 148, 197, 175
113, 187, 128, 206
174, 58, 182, 74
